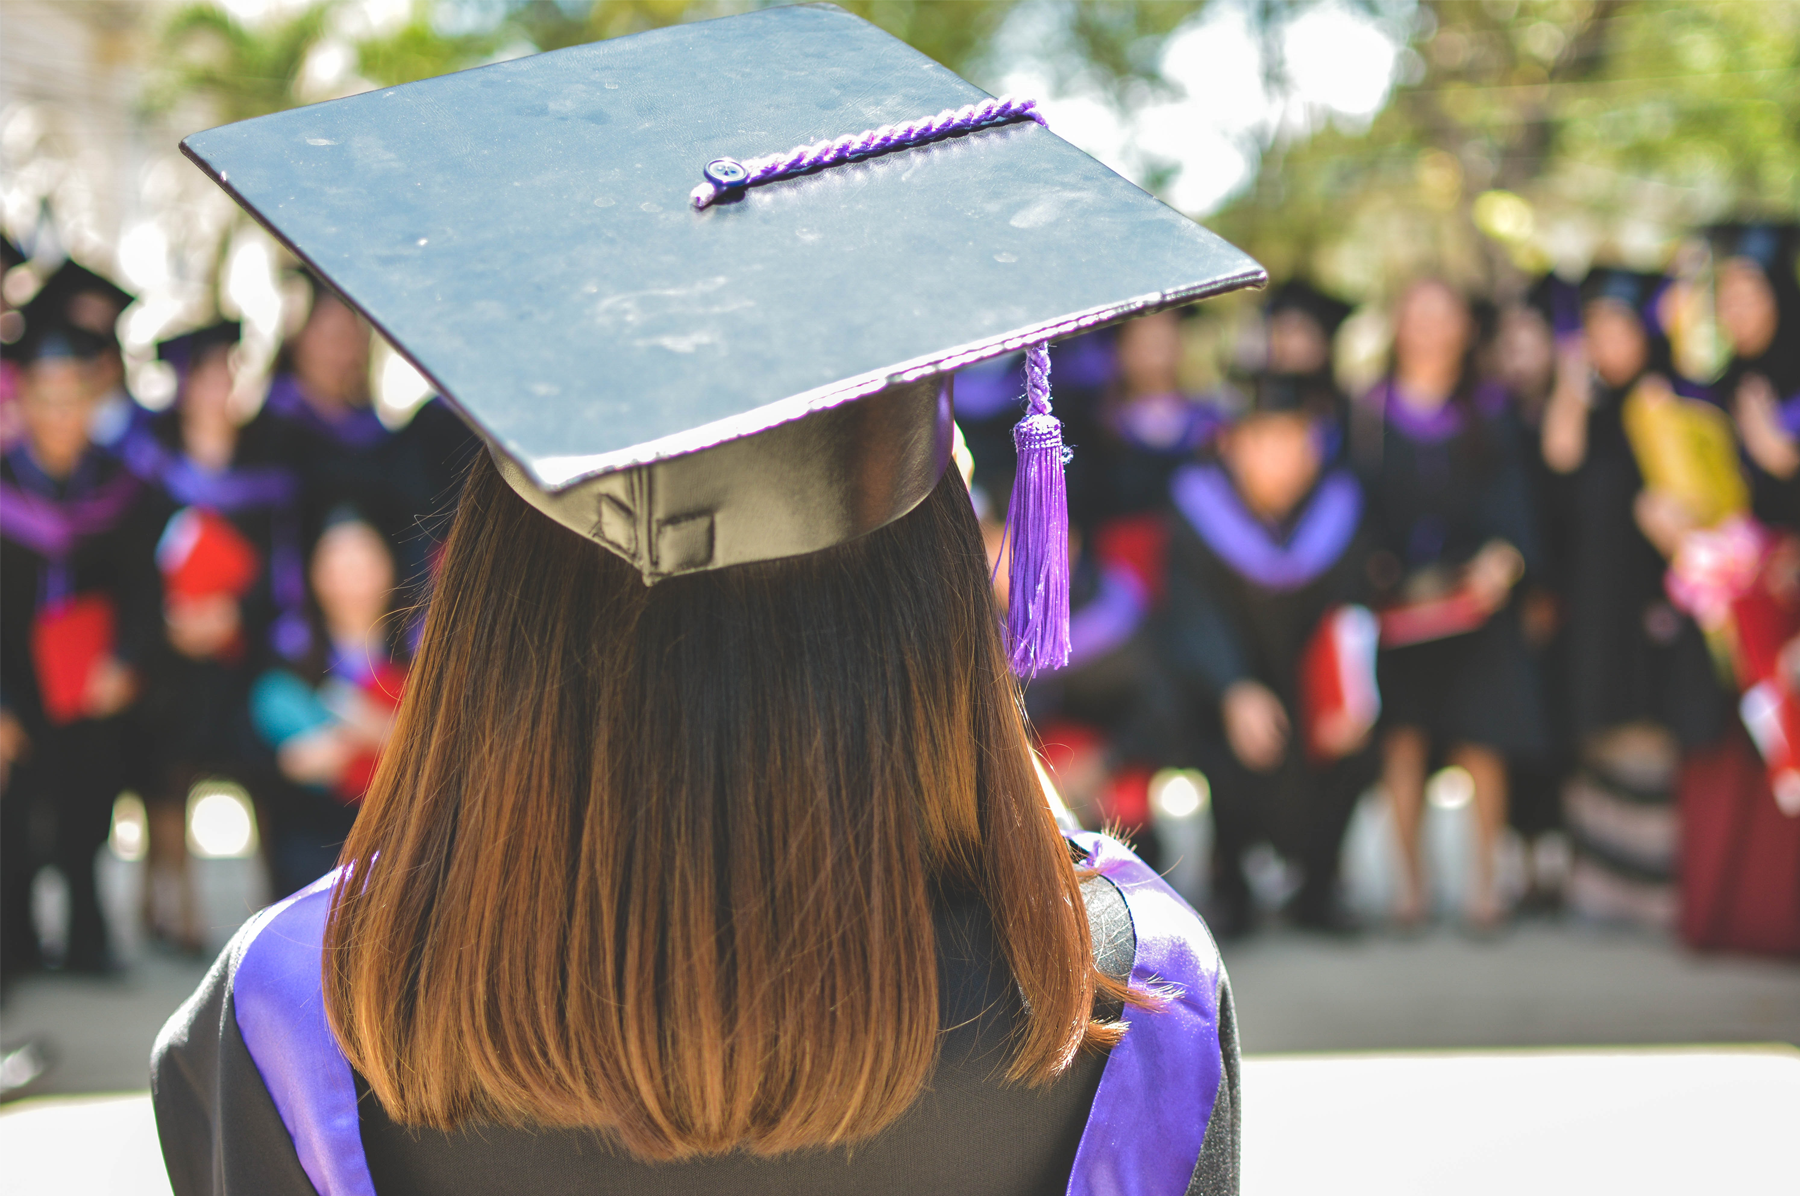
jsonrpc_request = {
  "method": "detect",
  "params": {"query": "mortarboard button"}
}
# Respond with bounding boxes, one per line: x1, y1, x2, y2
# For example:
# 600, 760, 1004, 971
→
703, 158, 750, 190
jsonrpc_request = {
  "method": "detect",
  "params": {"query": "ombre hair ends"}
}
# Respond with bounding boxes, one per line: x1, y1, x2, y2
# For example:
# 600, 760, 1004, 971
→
322, 455, 1128, 1159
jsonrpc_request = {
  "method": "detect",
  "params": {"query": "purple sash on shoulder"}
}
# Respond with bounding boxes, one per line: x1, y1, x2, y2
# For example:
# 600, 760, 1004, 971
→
0, 470, 142, 559
1779, 391, 1800, 441
1066, 563, 1149, 670
164, 456, 300, 512
227, 833, 1225, 1196
231, 869, 375, 1196
1172, 462, 1362, 591
1109, 393, 1222, 456
1366, 378, 1510, 443
1065, 830, 1225, 1196
954, 356, 1026, 421
264, 374, 392, 451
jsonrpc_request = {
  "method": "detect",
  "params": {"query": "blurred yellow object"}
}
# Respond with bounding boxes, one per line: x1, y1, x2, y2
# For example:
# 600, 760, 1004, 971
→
1622, 381, 1748, 528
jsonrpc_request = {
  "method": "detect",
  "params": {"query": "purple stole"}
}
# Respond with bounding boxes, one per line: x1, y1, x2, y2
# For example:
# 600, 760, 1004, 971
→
953, 335, 1120, 423
1108, 393, 1223, 456
227, 833, 1225, 1196
1362, 378, 1510, 443
0, 449, 143, 605
1172, 462, 1362, 592
1066, 562, 1149, 670
263, 375, 391, 451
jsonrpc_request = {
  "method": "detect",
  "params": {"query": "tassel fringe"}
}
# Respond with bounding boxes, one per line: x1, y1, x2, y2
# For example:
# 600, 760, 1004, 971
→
1004, 342, 1072, 677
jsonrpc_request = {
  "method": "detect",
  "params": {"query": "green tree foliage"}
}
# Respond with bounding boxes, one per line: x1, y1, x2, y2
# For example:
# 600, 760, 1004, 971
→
1214, 0, 1800, 299
150, 1, 342, 123
147, 0, 1797, 302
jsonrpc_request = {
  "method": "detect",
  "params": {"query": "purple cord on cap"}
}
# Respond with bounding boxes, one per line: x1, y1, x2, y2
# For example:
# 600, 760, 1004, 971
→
690, 94, 1045, 209
688, 93, 1070, 675
1004, 343, 1072, 677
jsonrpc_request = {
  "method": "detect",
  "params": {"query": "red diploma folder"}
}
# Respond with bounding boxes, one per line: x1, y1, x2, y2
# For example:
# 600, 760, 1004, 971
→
1377, 586, 1490, 648
1301, 605, 1381, 763
157, 507, 262, 601
30, 593, 117, 726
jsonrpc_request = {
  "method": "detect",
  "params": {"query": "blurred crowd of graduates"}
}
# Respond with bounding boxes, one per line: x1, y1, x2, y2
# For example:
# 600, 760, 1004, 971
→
0, 246, 476, 976
961, 223, 1800, 952
2, 218, 1798, 983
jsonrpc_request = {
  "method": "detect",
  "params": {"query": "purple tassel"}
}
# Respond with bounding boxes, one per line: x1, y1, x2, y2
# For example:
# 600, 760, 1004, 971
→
1004, 342, 1071, 677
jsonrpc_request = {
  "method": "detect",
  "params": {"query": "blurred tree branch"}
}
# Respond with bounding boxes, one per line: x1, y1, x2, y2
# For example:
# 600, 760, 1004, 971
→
148, 1, 342, 123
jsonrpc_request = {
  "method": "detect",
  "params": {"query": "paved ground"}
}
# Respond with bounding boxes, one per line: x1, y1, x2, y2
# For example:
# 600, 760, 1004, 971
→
4, 914, 1795, 1098
8, 1048, 1798, 1196
1222, 919, 1800, 1054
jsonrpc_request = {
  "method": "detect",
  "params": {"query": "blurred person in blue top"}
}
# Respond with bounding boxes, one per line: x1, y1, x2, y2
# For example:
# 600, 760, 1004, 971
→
134, 321, 302, 953
1165, 373, 1378, 937
1354, 278, 1544, 930
0, 315, 160, 976
249, 505, 407, 897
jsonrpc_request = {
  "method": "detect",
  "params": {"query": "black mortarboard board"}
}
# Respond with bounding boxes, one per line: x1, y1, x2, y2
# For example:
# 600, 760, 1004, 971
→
1709, 222, 1799, 281
1580, 268, 1666, 327
180, 4, 1262, 583
1243, 372, 1336, 418
21, 259, 134, 350
1265, 278, 1352, 337
3, 314, 109, 365
1524, 273, 1582, 338
158, 320, 242, 378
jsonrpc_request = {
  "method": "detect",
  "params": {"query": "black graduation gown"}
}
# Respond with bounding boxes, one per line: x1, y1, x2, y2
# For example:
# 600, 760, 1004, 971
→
1354, 382, 1548, 757
1024, 552, 1169, 767
138, 411, 305, 788
0, 445, 161, 970
1715, 330, 1800, 531
152, 838, 1241, 1196
262, 381, 476, 594
1162, 463, 1378, 916
1559, 376, 1725, 746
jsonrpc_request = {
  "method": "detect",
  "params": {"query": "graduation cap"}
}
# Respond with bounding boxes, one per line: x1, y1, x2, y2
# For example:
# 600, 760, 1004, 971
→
1265, 278, 1351, 337
1523, 273, 1582, 339
2, 312, 109, 365
179, 4, 1263, 673
1710, 223, 1799, 280
1243, 372, 1337, 419
23, 259, 134, 349
1580, 267, 1666, 323
158, 320, 242, 379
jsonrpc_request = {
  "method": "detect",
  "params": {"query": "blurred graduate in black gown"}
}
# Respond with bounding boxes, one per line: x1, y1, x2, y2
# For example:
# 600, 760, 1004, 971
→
1538, 267, 1726, 926
1711, 224, 1800, 529
1089, 310, 1224, 525
135, 322, 303, 950
263, 273, 476, 603
1489, 276, 1583, 901
1165, 373, 1377, 936
19, 260, 153, 466
1355, 279, 1544, 929
0, 317, 161, 975
1264, 278, 1352, 436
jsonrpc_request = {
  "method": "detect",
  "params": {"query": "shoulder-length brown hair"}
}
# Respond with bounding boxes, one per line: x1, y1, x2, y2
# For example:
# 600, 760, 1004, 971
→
323, 452, 1126, 1159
